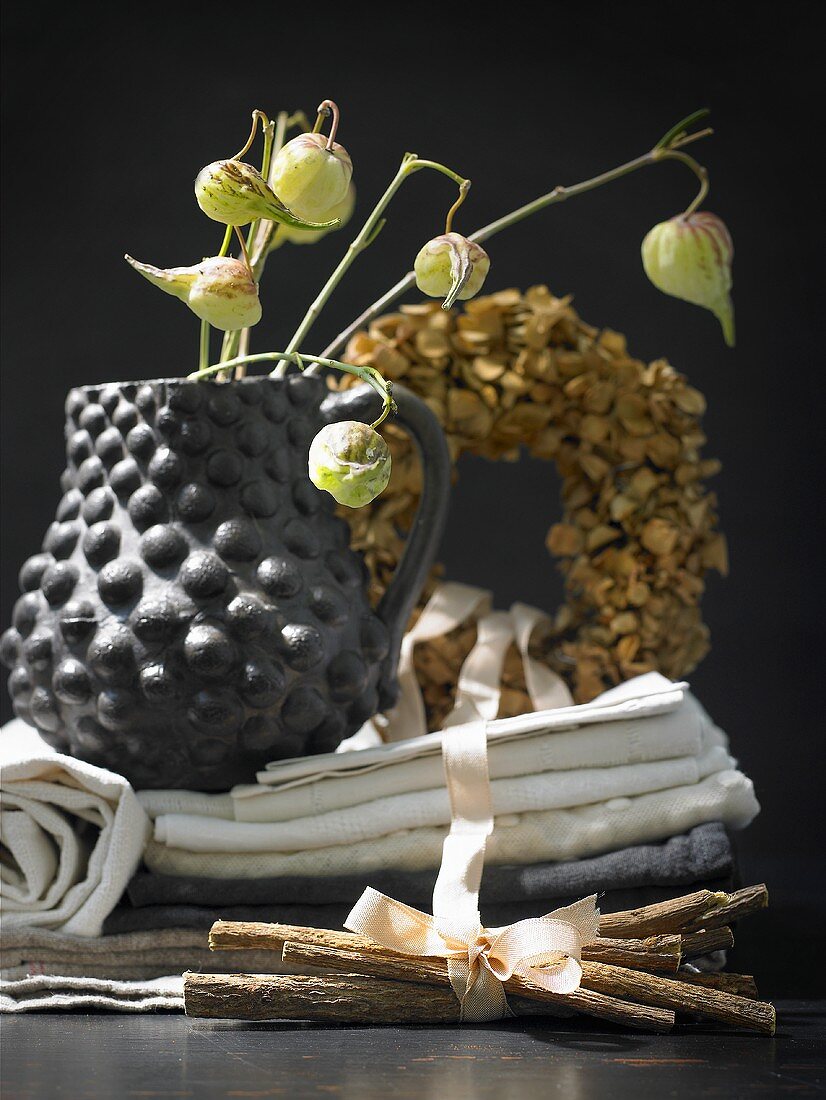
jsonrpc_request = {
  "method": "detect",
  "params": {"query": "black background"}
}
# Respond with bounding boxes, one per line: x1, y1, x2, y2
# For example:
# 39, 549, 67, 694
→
1, 4, 823, 993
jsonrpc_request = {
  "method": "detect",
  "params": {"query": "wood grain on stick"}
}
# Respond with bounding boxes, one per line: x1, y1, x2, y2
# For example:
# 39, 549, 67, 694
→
184, 971, 461, 1024
680, 885, 769, 932
280, 940, 771, 1035
580, 961, 775, 1035
209, 921, 680, 973
680, 926, 734, 959
187, 961, 674, 1032
597, 890, 728, 938
598, 885, 768, 938
675, 972, 759, 999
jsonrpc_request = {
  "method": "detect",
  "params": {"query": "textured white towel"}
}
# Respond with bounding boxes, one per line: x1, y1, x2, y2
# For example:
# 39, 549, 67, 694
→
144, 768, 759, 879
0, 721, 150, 936
258, 672, 687, 786
233, 705, 705, 823
157, 743, 733, 854
0, 974, 184, 1013
137, 789, 234, 821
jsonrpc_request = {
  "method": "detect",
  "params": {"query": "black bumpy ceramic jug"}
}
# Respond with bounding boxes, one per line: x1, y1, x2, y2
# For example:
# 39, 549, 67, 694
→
0, 375, 449, 789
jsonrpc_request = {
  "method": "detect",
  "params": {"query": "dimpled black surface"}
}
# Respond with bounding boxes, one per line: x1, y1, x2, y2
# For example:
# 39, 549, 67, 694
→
0, 376, 394, 790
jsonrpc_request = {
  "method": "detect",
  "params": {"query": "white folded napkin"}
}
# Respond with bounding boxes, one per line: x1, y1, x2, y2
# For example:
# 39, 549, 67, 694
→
156, 740, 732, 854
257, 672, 686, 786
0, 721, 150, 936
234, 713, 700, 823
144, 767, 759, 879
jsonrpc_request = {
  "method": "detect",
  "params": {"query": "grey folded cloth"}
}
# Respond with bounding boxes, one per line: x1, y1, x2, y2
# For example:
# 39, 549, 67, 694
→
102, 873, 735, 935
0, 926, 300, 985
103, 903, 353, 935
123, 823, 733, 909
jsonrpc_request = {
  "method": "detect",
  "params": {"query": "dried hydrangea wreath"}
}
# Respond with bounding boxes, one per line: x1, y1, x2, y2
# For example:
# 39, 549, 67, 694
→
127, 101, 733, 712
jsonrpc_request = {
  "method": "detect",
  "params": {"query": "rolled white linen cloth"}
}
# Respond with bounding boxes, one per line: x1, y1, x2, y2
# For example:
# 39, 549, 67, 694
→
155, 741, 732, 854
232, 700, 704, 823
0, 720, 150, 936
144, 767, 759, 879
137, 789, 234, 821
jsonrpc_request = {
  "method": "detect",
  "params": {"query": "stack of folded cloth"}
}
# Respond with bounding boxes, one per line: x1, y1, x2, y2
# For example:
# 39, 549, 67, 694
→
1, 672, 759, 1010
111, 672, 757, 934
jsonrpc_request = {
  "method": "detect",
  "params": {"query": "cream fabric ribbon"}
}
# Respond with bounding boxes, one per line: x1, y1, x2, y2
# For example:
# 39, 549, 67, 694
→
373, 583, 574, 743
346, 709, 600, 1021
346, 887, 600, 1022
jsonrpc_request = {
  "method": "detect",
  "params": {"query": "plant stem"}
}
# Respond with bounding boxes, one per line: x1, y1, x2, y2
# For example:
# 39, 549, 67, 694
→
232, 109, 269, 160
188, 351, 394, 428
214, 114, 290, 377
664, 149, 709, 216
250, 111, 301, 277
217, 224, 233, 257
232, 117, 278, 381
234, 226, 253, 274
198, 318, 210, 373
317, 137, 710, 364
272, 153, 469, 377
444, 180, 471, 235
244, 118, 276, 258
315, 99, 340, 149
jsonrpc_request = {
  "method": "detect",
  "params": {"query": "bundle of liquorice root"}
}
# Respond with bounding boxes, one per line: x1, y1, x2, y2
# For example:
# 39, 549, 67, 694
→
184, 883, 774, 1034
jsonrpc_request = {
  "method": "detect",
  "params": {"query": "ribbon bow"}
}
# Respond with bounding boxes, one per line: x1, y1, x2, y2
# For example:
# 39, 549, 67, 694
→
346, 888, 600, 1022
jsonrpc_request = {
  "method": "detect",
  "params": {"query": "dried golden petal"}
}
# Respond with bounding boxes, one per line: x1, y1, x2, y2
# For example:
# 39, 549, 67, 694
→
447, 388, 494, 437
671, 463, 696, 486
647, 433, 682, 467
620, 391, 651, 415
627, 580, 650, 606
564, 481, 594, 511
415, 328, 451, 360
622, 416, 656, 438
473, 357, 506, 382
586, 524, 622, 552
699, 458, 723, 478
610, 611, 639, 636
583, 380, 615, 415
610, 494, 638, 522
457, 326, 495, 346
401, 302, 441, 317
371, 344, 410, 380
641, 518, 680, 556
529, 382, 555, 403
499, 370, 529, 394
488, 288, 524, 309
580, 415, 610, 443
617, 436, 649, 463
579, 453, 611, 482
547, 523, 584, 556
531, 426, 565, 458
702, 534, 729, 574
346, 331, 379, 359
598, 329, 627, 357
627, 467, 660, 500
496, 404, 553, 436
616, 634, 641, 664
479, 384, 500, 410
683, 499, 709, 530
673, 386, 707, 415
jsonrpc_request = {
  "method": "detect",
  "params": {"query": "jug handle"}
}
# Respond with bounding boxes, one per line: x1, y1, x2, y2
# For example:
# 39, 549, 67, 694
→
320, 382, 451, 707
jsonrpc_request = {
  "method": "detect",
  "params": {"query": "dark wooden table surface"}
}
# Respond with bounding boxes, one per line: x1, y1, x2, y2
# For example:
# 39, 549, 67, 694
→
2, 1001, 824, 1098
